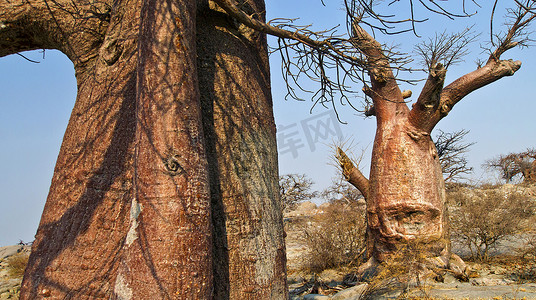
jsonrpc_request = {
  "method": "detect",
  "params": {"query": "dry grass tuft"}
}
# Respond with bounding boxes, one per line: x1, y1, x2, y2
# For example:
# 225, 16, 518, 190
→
6, 253, 29, 278
300, 201, 366, 273
360, 239, 441, 299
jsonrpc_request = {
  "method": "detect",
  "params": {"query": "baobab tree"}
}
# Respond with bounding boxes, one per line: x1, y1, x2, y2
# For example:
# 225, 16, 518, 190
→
485, 148, 536, 183
214, 0, 536, 276
1, 0, 286, 299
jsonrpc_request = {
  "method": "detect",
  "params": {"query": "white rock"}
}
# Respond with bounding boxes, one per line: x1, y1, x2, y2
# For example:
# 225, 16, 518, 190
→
331, 283, 368, 300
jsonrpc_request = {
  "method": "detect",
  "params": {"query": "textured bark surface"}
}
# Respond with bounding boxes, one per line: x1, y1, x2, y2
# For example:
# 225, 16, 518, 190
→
197, 1, 287, 298
120, 0, 213, 298
1, 0, 286, 298
368, 116, 447, 261
8, 0, 141, 297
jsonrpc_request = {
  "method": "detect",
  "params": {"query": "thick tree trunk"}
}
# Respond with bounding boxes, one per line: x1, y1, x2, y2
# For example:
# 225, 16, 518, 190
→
1, 0, 286, 298
11, 0, 142, 297
197, 1, 287, 298
119, 0, 213, 298
368, 118, 447, 262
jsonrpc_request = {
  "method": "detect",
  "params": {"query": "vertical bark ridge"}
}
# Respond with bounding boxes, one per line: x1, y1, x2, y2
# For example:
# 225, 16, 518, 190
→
197, 1, 287, 298
122, 0, 213, 298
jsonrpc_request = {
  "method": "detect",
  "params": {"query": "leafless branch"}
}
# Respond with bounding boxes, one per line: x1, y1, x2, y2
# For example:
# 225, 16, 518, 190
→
433, 129, 474, 182
336, 147, 369, 199
214, 0, 534, 125
489, 0, 536, 60
414, 27, 479, 70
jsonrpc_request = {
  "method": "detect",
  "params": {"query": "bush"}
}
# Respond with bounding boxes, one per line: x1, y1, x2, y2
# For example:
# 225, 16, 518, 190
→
361, 239, 438, 299
6, 253, 29, 278
300, 201, 366, 272
449, 187, 534, 261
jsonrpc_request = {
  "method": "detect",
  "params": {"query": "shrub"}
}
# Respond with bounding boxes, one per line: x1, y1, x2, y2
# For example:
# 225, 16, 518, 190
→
300, 201, 366, 272
449, 187, 534, 261
6, 253, 29, 278
360, 239, 441, 299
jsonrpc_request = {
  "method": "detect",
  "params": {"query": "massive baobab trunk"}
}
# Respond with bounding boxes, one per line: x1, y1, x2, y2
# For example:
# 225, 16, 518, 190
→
0, 0, 286, 298
337, 23, 523, 267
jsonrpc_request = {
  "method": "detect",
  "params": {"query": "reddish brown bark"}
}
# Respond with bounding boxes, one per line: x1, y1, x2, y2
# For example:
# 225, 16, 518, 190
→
118, 0, 213, 298
197, 1, 287, 298
1, 0, 286, 298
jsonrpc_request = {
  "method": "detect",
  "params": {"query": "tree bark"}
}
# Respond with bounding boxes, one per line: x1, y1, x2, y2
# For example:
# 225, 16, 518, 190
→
197, 1, 287, 298
1, 0, 286, 298
119, 0, 213, 298
2, 0, 142, 297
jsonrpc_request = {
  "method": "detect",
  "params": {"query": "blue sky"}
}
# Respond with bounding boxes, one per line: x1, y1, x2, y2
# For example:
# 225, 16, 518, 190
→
1, 1, 535, 246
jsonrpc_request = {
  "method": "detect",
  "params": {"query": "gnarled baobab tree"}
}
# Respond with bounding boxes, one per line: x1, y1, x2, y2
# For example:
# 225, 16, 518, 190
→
1, 0, 286, 298
214, 0, 536, 275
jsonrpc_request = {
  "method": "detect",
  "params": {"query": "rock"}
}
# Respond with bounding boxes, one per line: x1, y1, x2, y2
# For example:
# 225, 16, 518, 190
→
470, 277, 514, 286
297, 201, 318, 212
318, 202, 331, 210
303, 294, 330, 300
0, 246, 23, 261
318, 269, 344, 285
488, 265, 507, 274
331, 283, 368, 300
443, 273, 458, 284
286, 201, 319, 217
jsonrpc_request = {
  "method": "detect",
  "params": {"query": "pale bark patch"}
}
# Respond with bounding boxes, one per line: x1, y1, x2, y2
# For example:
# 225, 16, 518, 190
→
114, 273, 133, 300
126, 198, 142, 246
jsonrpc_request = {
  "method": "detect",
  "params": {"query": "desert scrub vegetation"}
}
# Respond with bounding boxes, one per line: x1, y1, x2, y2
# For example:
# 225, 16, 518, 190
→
449, 186, 535, 261
6, 253, 29, 278
358, 238, 450, 299
300, 200, 366, 273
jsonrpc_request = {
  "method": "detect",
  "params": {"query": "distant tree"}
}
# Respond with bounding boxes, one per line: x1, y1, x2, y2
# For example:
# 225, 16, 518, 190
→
433, 129, 475, 183
484, 148, 536, 183
321, 177, 363, 204
279, 174, 318, 212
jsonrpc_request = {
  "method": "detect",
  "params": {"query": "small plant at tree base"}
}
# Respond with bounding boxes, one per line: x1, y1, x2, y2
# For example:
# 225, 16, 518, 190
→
449, 187, 534, 262
360, 239, 443, 299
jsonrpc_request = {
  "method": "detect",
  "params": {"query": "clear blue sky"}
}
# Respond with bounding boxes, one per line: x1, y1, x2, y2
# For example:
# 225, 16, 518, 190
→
1, 1, 535, 246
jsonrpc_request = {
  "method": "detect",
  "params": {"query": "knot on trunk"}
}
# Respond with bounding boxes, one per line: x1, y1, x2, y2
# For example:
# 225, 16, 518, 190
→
100, 38, 123, 65
163, 154, 185, 176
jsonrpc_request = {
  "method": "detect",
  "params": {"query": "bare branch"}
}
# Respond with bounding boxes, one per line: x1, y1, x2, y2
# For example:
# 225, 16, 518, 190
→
408, 63, 446, 131
214, 0, 365, 66
336, 147, 369, 200
433, 129, 474, 182
489, 0, 536, 60
434, 58, 521, 125
414, 27, 478, 70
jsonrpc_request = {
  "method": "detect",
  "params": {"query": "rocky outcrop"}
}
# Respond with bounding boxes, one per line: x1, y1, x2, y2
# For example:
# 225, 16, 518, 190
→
0, 245, 30, 299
